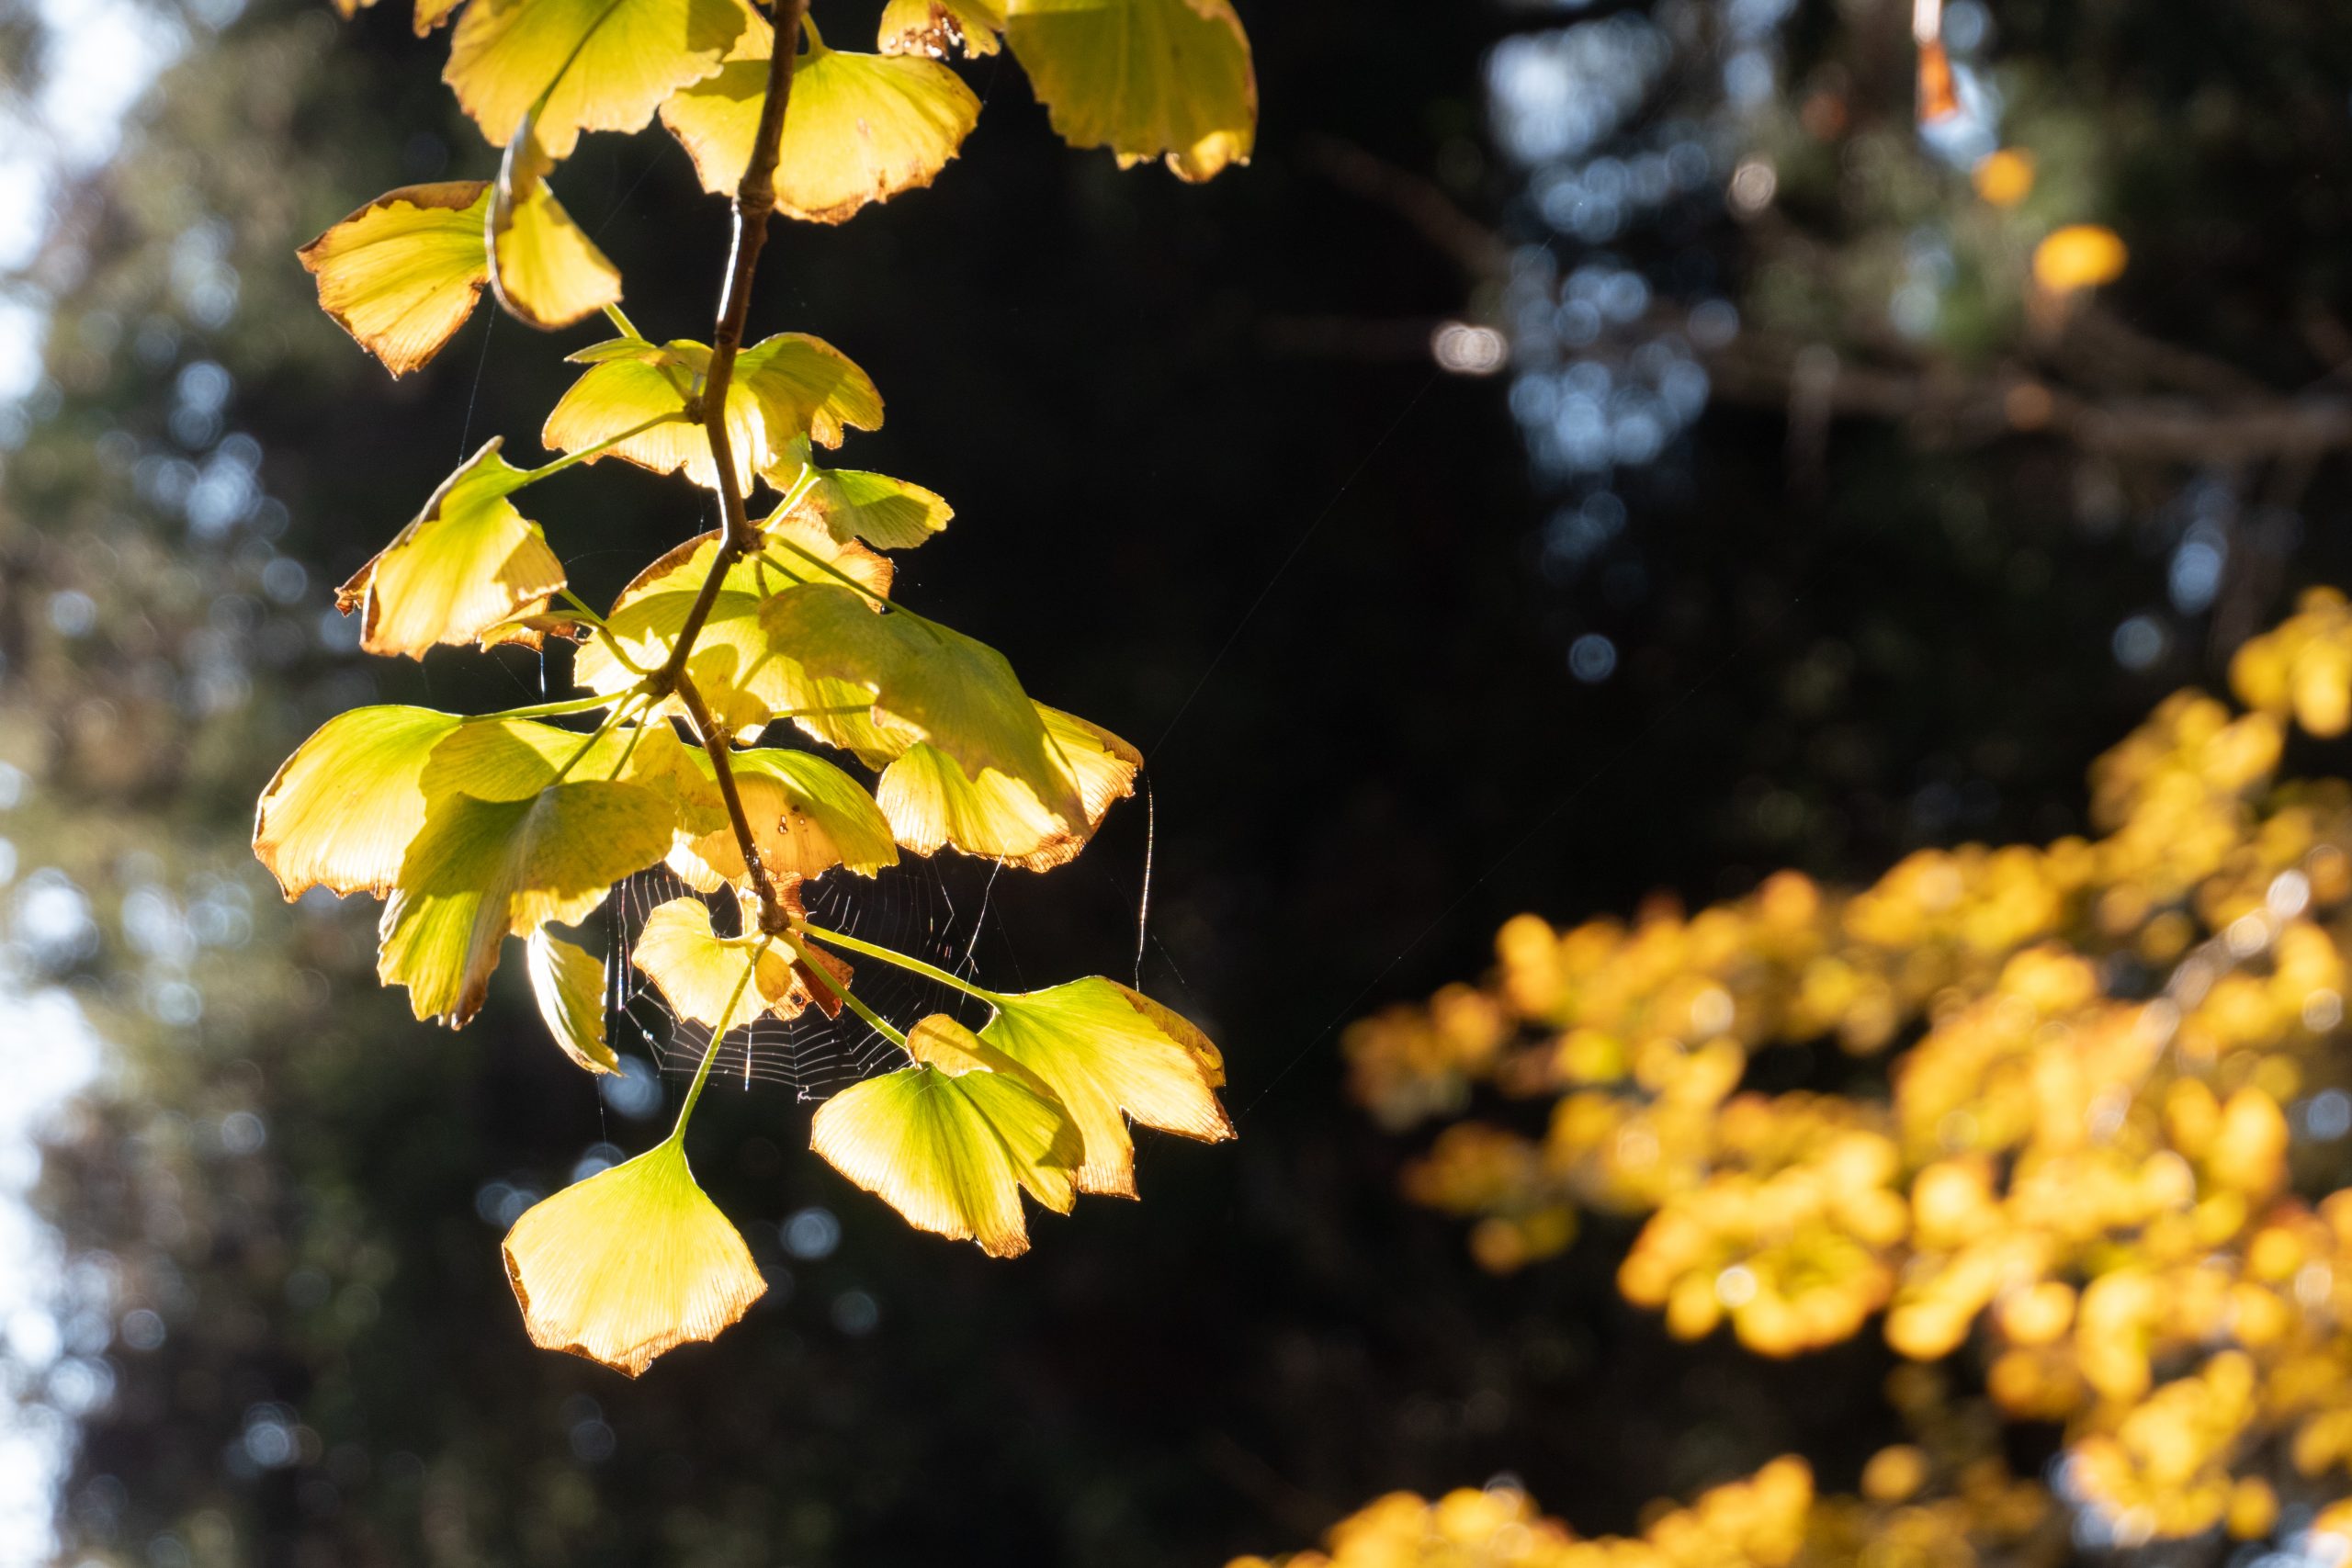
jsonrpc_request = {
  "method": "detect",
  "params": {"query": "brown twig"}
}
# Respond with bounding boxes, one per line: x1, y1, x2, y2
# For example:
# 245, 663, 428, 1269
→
649, 0, 808, 935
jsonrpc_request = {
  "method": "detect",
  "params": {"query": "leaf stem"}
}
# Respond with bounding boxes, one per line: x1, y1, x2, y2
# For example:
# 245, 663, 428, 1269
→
758, 540, 910, 614
551, 693, 639, 784
482, 691, 615, 721
779, 930, 910, 1049
673, 671, 788, 928
519, 412, 692, 486
603, 302, 644, 340
793, 920, 1003, 1007
666, 938, 768, 1142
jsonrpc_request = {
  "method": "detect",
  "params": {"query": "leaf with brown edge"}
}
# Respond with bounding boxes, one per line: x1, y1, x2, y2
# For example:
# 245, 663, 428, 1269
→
879, 0, 1003, 58
809, 1014, 1080, 1257
336, 438, 565, 659
768, 434, 952, 551
297, 181, 490, 377
488, 110, 623, 331
444, 0, 744, 161
254, 705, 466, 901
527, 927, 617, 1074
666, 744, 899, 891
877, 703, 1137, 867
1004, 0, 1255, 182
978, 977, 1232, 1197
632, 897, 811, 1031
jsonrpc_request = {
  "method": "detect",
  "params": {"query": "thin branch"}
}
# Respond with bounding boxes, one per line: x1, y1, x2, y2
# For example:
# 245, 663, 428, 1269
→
673, 671, 787, 927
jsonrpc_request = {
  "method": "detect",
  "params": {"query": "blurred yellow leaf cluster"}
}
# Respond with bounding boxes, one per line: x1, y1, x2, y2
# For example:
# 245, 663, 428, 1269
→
1341, 588, 2352, 1545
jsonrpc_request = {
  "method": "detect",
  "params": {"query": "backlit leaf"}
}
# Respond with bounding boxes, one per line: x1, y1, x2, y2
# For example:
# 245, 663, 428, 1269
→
662, 22, 980, 222
809, 1013, 1080, 1257
378, 777, 673, 1025
540, 333, 879, 491
336, 438, 565, 659
488, 112, 624, 330
878, 703, 1137, 867
503, 1137, 763, 1375
254, 705, 465, 900
980, 977, 1231, 1195
760, 583, 1087, 832
296, 181, 490, 377
632, 897, 808, 1030
445, 0, 744, 160
770, 435, 952, 551
668, 745, 899, 889
1005, 0, 1255, 181
879, 0, 1003, 58
527, 927, 617, 1073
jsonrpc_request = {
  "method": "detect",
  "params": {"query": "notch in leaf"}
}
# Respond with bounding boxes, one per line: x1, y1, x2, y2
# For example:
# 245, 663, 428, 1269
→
878, 703, 1138, 867
769, 434, 953, 552
337, 438, 566, 659
296, 182, 491, 377
445, 0, 745, 161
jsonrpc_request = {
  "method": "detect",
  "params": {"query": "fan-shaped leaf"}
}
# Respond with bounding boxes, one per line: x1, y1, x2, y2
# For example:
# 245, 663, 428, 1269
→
879, 0, 1003, 58
770, 435, 951, 550
445, 0, 744, 160
254, 705, 466, 900
662, 24, 980, 222
296, 181, 490, 377
760, 584, 1086, 832
878, 703, 1136, 866
809, 1014, 1080, 1257
378, 777, 673, 1025
503, 1137, 763, 1376
527, 928, 617, 1073
336, 438, 565, 659
979, 977, 1230, 1195
633, 897, 811, 1030
1005, 0, 1254, 181
668, 745, 899, 889
488, 113, 624, 330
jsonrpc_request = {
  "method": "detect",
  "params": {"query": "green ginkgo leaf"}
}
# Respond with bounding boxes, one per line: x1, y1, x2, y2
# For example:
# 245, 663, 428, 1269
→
572, 527, 899, 753
877, 703, 1137, 867
979, 977, 1231, 1195
878, 0, 1003, 58
632, 897, 808, 1030
662, 18, 980, 222
296, 181, 490, 377
770, 435, 952, 551
540, 334, 880, 491
669, 745, 900, 889
445, 0, 744, 160
379, 777, 673, 1025
336, 438, 565, 659
809, 1014, 1080, 1257
488, 110, 624, 330
254, 705, 468, 900
527, 927, 617, 1074
1005, 0, 1255, 182
760, 583, 1087, 833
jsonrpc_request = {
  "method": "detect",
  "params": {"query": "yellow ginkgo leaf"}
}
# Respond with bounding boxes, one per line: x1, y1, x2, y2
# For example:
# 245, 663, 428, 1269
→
761, 583, 1088, 833
633, 896, 809, 1030
668, 745, 899, 890
296, 181, 490, 377
336, 438, 566, 660
572, 527, 898, 753
254, 705, 467, 899
979, 977, 1231, 1195
879, 0, 1003, 58
378, 777, 673, 1025
878, 702, 1137, 867
809, 1014, 1080, 1257
662, 19, 980, 222
540, 333, 880, 491
503, 1136, 764, 1375
527, 927, 617, 1073
445, 0, 744, 160
1004, 0, 1255, 182
488, 113, 624, 330
769, 435, 952, 551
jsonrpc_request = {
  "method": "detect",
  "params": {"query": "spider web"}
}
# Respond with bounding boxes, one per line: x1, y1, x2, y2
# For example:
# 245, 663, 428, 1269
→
601, 854, 1009, 1103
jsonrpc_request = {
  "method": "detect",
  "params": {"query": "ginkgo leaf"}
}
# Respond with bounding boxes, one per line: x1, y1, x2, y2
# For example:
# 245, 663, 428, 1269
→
254, 705, 466, 899
979, 977, 1231, 1195
878, 703, 1137, 867
662, 19, 980, 222
1004, 0, 1255, 181
503, 1137, 764, 1375
296, 181, 490, 377
770, 435, 952, 550
378, 778, 673, 1025
527, 927, 617, 1073
572, 528, 899, 755
632, 897, 809, 1030
337, 438, 565, 659
809, 1013, 1080, 1257
879, 0, 1003, 58
761, 583, 1087, 832
488, 111, 624, 330
445, 0, 744, 161
668, 745, 899, 890
541, 333, 879, 491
